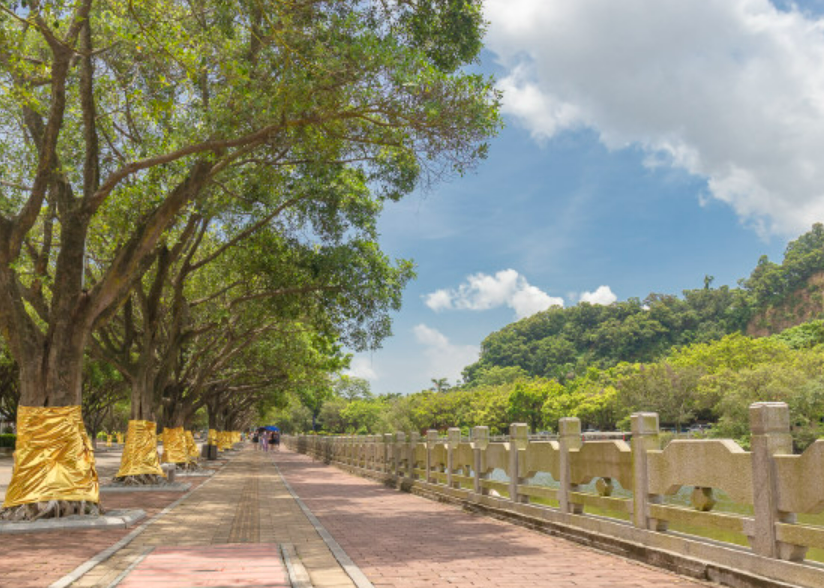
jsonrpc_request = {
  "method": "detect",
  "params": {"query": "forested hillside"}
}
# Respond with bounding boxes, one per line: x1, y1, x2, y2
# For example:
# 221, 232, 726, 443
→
270, 226, 824, 450
463, 224, 824, 384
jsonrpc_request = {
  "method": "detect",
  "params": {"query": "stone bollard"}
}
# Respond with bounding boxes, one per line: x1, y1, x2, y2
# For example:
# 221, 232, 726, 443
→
509, 423, 529, 503
447, 428, 461, 488
748, 402, 805, 560
559, 417, 582, 514
631, 412, 666, 530
471, 426, 490, 494
161, 463, 176, 484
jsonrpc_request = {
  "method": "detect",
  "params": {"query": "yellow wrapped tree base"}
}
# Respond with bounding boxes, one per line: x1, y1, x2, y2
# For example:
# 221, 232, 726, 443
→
116, 432, 123, 444
161, 427, 188, 464
232, 431, 241, 444
208, 428, 217, 445
2, 406, 99, 510
115, 420, 165, 480
185, 430, 199, 462
218, 431, 233, 451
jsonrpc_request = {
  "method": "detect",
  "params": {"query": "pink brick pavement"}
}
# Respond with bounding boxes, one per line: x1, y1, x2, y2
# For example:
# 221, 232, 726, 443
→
118, 544, 289, 588
0, 479, 209, 588
273, 450, 710, 588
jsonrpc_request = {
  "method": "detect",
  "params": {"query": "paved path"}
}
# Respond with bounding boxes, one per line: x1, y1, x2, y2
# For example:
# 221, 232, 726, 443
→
71, 448, 354, 588
273, 450, 711, 588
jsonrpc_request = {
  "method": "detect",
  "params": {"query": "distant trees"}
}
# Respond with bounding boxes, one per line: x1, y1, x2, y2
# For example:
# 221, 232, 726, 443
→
744, 223, 824, 308
277, 328, 824, 453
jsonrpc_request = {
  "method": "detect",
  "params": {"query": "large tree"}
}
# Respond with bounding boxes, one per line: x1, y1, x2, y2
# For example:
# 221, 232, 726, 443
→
0, 0, 499, 517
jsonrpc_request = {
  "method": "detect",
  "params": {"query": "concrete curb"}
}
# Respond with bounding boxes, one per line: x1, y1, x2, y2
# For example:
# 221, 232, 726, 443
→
175, 470, 216, 477
273, 459, 374, 588
104, 546, 154, 588
280, 543, 313, 588
0, 509, 146, 535
100, 483, 191, 493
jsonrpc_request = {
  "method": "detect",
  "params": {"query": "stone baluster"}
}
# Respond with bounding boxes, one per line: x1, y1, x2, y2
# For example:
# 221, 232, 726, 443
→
426, 430, 438, 483
471, 426, 489, 495
395, 432, 405, 479
509, 423, 529, 503
384, 433, 393, 474
631, 412, 666, 530
447, 428, 461, 488
749, 402, 805, 561
408, 432, 420, 480
559, 417, 582, 514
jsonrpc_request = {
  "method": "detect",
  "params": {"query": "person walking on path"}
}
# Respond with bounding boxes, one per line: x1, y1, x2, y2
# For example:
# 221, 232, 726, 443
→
271, 431, 280, 452
259, 430, 269, 452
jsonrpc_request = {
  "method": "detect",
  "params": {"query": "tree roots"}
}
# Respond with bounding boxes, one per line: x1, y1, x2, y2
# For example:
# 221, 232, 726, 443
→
177, 460, 201, 472
0, 500, 102, 522
112, 473, 167, 486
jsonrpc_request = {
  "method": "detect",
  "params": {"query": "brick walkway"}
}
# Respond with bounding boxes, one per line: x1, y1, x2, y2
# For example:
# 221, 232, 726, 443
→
2, 447, 718, 588
0, 482, 208, 588
117, 544, 290, 588
70, 448, 354, 588
274, 450, 712, 588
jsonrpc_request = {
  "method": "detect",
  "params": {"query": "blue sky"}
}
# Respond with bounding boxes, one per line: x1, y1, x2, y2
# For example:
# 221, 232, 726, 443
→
347, 0, 824, 394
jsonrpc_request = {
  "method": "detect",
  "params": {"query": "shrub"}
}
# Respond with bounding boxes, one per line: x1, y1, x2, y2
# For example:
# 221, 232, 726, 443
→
0, 434, 16, 448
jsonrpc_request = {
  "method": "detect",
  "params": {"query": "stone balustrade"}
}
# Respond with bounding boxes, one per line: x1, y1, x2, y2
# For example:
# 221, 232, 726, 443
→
286, 402, 824, 588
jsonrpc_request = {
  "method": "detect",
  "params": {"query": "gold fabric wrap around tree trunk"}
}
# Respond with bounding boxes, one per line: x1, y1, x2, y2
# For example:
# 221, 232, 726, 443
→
185, 431, 199, 462
218, 431, 233, 451
208, 429, 217, 445
161, 427, 188, 464
232, 432, 241, 443
2, 406, 99, 508
115, 420, 165, 479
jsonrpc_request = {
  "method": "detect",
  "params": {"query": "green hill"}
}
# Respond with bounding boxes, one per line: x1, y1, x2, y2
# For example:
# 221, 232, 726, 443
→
463, 224, 824, 385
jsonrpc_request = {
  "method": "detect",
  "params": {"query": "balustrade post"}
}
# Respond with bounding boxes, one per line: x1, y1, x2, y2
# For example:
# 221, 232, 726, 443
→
748, 402, 804, 560
559, 418, 582, 514
408, 432, 420, 480
395, 432, 405, 479
426, 430, 438, 483
631, 412, 665, 530
382, 434, 391, 473
447, 428, 461, 488
471, 426, 489, 494
509, 423, 529, 503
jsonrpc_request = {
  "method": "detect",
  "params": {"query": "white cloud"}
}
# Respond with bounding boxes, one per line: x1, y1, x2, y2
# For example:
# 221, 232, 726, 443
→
423, 289, 454, 312
424, 269, 563, 319
580, 285, 618, 305
344, 356, 378, 381
484, 0, 824, 235
413, 324, 480, 383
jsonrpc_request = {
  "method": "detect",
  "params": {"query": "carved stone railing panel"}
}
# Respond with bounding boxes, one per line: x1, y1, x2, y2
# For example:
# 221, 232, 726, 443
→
647, 439, 752, 505
570, 440, 634, 491
521, 440, 560, 480
414, 442, 426, 467
431, 443, 448, 472
481, 442, 509, 475
775, 440, 824, 514
453, 442, 473, 471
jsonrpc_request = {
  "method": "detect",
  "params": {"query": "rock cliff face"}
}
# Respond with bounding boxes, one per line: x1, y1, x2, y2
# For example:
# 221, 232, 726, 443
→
747, 272, 824, 337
